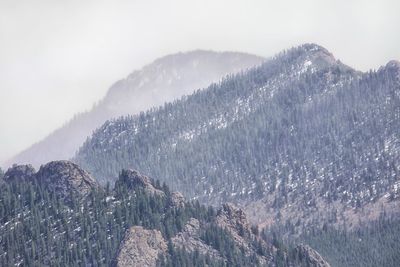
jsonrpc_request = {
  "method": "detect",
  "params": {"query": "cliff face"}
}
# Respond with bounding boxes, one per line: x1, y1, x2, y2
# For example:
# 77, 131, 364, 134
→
295, 244, 331, 267
115, 226, 167, 267
115, 201, 275, 266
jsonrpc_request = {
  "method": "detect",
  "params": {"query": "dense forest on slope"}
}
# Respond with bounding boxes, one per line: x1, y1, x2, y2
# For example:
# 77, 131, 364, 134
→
75, 44, 400, 229
0, 162, 321, 267
300, 217, 400, 267
261, 211, 400, 267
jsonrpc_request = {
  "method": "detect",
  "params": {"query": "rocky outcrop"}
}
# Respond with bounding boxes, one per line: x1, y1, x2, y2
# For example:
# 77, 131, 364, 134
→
116, 169, 165, 196
35, 160, 100, 199
216, 203, 252, 239
3, 164, 36, 182
171, 218, 222, 260
295, 244, 331, 267
216, 203, 272, 264
115, 226, 167, 267
170, 191, 185, 208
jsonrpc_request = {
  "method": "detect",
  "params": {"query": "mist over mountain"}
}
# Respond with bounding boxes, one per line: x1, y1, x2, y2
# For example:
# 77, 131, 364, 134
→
75, 43, 400, 232
6, 50, 263, 169
2, 43, 399, 267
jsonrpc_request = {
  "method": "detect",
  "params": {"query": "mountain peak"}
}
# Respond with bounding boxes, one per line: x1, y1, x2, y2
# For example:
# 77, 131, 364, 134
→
6, 50, 264, 169
299, 43, 331, 53
270, 43, 352, 75
296, 43, 339, 67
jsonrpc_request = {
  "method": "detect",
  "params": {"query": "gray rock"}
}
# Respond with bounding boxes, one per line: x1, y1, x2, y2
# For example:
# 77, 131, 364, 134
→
295, 244, 331, 267
35, 160, 99, 200
116, 169, 165, 196
216, 203, 272, 264
3, 164, 36, 182
170, 191, 185, 208
115, 226, 167, 267
171, 218, 222, 260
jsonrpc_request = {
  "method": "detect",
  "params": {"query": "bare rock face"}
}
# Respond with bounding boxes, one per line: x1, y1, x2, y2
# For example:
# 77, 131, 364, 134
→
171, 218, 222, 260
295, 244, 331, 267
216, 203, 272, 264
116, 169, 165, 196
216, 203, 252, 239
35, 160, 99, 199
115, 226, 167, 267
3, 164, 36, 182
170, 191, 185, 208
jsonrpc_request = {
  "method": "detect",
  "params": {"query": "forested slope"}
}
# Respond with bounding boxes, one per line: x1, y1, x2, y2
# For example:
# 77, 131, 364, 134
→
75, 44, 400, 229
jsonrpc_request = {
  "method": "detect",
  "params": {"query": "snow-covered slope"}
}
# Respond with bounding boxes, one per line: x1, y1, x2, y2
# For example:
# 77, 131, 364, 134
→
75, 43, 400, 230
6, 50, 264, 168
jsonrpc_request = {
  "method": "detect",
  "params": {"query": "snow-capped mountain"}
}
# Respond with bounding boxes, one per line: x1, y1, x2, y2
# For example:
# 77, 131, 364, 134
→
74, 44, 400, 230
6, 50, 264, 168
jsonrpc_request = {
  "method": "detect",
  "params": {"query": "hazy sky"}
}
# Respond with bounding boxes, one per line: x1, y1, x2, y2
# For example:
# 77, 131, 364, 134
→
0, 0, 399, 165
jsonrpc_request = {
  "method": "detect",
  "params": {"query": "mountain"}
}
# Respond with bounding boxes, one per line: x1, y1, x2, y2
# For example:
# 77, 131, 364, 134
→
6, 51, 264, 169
74, 43, 400, 232
0, 161, 326, 267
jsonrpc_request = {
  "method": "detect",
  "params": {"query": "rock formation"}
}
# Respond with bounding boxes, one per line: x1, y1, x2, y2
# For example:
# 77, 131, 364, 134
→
216, 203, 272, 264
115, 226, 167, 267
171, 218, 222, 260
35, 160, 100, 199
115, 169, 165, 196
295, 244, 331, 267
170, 191, 185, 208
3, 164, 36, 182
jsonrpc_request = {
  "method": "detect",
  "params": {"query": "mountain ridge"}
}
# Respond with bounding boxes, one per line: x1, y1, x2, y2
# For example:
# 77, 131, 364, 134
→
0, 160, 329, 266
5, 50, 264, 169
74, 43, 399, 233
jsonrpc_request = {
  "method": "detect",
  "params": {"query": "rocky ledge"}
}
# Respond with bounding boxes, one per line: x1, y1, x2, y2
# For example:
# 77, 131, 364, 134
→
114, 226, 167, 267
295, 244, 331, 267
215, 203, 273, 264
115, 169, 165, 196
3, 164, 36, 182
4, 160, 100, 201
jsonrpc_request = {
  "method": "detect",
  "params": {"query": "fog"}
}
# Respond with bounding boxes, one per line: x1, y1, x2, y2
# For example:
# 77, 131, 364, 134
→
0, 0, 399, 165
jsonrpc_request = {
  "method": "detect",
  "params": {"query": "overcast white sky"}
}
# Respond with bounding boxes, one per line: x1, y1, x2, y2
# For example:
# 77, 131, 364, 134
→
0, 0, 399, 164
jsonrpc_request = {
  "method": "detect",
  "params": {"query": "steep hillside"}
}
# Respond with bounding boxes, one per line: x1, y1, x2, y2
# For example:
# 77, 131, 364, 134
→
7, 51, 263, 168
0, 162, 323, 267
75, 44, 400, 230
298, 217, 400, 267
